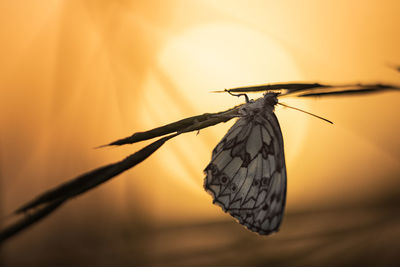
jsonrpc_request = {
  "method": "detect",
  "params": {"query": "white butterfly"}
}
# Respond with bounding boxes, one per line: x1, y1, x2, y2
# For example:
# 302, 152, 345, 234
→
204, 92, 286, 235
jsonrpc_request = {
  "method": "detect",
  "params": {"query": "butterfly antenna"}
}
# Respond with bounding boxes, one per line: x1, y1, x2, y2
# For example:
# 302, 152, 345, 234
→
225, 89, 250, 103
278, 102, 333, 124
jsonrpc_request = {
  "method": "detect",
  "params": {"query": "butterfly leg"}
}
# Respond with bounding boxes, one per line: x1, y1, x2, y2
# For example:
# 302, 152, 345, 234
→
225, 89, 250, 103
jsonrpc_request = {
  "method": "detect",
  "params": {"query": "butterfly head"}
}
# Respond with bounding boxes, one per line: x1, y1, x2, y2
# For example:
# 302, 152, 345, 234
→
263, 92, 280, 107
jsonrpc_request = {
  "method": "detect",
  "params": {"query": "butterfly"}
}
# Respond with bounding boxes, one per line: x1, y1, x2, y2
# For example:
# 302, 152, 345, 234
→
204, 92, 287, 235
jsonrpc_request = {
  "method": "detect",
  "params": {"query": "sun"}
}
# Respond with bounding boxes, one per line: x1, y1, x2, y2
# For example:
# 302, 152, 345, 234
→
139, 23, 307, 200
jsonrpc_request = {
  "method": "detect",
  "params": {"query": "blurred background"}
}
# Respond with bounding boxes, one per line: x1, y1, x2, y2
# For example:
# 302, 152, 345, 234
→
1, 0, 400, 266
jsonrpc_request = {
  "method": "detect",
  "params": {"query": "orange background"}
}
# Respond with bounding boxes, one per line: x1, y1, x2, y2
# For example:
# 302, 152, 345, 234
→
1, 1, 400, 266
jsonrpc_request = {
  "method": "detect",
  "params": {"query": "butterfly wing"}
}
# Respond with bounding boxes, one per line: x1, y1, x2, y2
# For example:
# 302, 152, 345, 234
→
204, 111, 287, 235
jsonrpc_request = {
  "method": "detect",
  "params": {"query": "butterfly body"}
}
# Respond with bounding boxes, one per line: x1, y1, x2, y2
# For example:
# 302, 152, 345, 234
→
204, 92, 287, 235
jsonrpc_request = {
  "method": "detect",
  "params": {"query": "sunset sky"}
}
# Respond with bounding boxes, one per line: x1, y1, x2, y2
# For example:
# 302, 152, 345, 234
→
1, 1, 400, 265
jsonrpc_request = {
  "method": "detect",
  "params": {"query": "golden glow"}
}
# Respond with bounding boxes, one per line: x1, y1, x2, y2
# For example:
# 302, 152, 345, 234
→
1, 2, 400, 261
